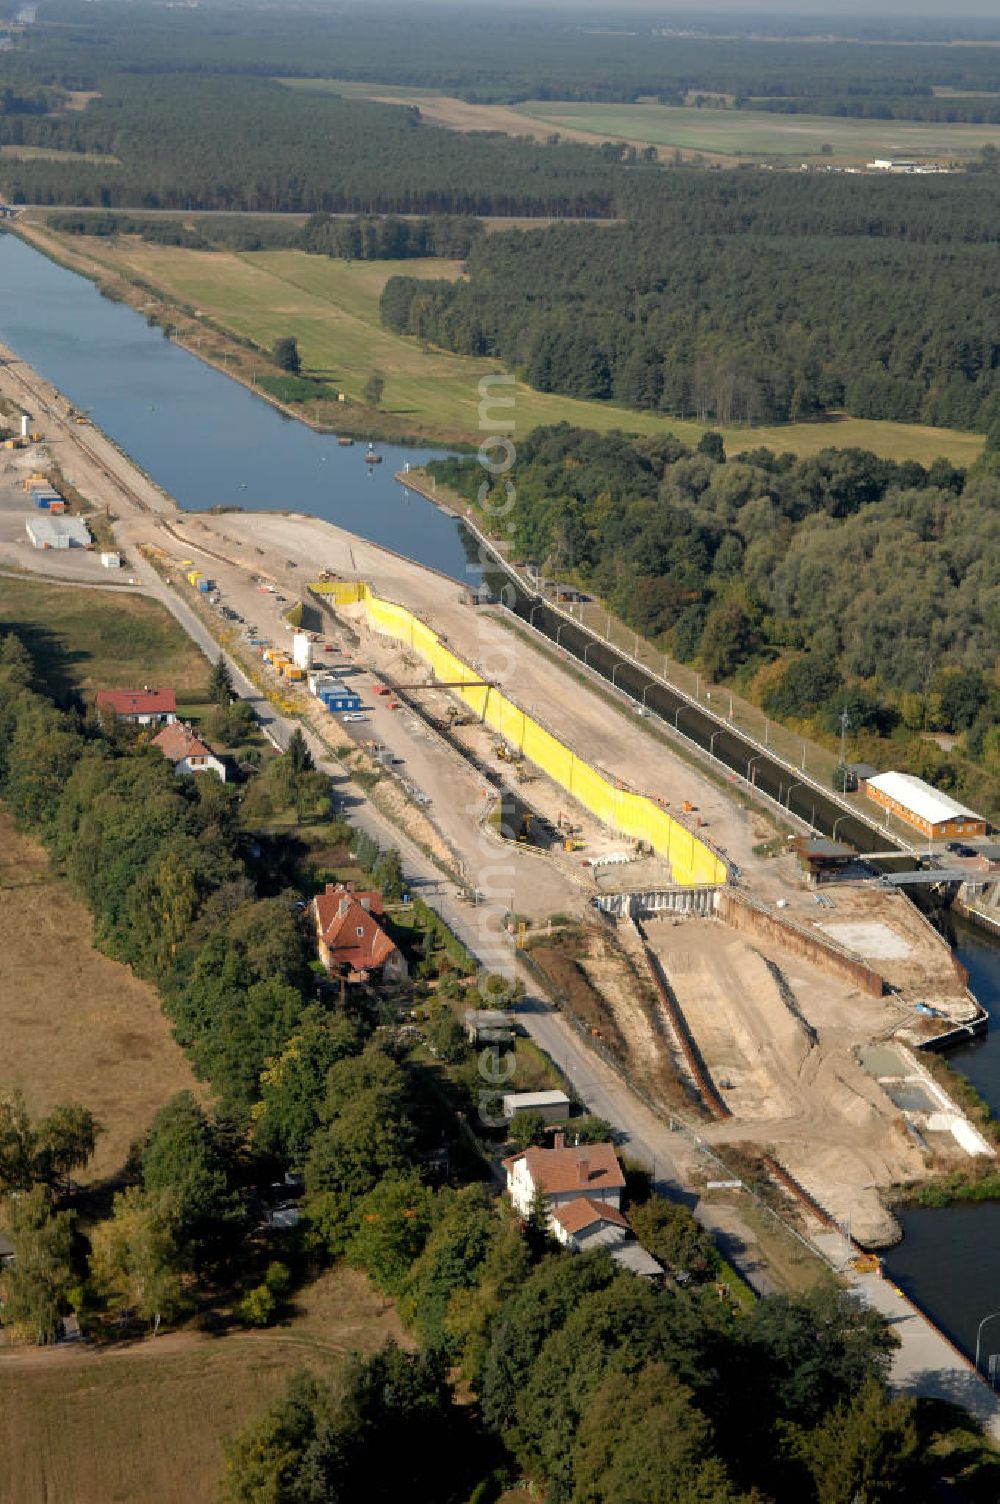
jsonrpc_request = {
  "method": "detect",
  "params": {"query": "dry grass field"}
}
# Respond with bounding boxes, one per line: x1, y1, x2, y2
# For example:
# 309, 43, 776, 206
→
0, 813, 204, 1181
0, 1267, 405, 1504
22, 225, 986, 466
0, 576, 210, 700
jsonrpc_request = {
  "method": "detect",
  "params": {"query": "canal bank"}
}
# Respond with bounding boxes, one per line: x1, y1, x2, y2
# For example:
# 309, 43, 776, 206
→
883, 928, 1000, 1371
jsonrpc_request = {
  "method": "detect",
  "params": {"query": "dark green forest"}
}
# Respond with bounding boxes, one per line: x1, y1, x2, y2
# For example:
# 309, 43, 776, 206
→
383, 177, 1000, 430
4, 5, 1000, 433
10, 0, 1000, 113
430, 427, 1000, 815
45, 208, 485, 260
0, 76, 629, 216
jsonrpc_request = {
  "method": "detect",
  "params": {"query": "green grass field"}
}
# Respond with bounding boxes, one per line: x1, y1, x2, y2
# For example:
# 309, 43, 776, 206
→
28, 228, 986, 466
277, 78, 1000, 163
511, 100, 1000, 160
0, 576, 210, 700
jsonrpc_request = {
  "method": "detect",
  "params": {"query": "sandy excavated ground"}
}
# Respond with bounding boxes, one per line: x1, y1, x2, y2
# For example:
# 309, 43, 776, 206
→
643, 914, 957, 1244
161, 508, 782, 877
152, 509, 971, 988
810, 885, 970, 1012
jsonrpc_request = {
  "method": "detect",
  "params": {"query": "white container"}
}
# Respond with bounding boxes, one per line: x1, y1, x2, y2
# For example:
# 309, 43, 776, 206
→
292, 630, 312, 670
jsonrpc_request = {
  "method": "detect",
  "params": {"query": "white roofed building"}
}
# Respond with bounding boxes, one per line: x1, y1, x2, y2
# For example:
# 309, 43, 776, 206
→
862, 772, 986, 839
25, 515, 91, 550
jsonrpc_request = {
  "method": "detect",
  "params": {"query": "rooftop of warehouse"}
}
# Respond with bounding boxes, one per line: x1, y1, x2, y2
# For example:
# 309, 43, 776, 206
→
865, 771, 983, 826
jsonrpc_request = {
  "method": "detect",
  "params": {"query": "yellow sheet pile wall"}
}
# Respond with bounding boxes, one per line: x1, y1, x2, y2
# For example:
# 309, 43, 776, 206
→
310, 581, 370, 605
360, 591, 728, 888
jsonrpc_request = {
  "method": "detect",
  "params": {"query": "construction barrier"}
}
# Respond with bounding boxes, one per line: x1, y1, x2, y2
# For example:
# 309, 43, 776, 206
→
331, 584, 728, 888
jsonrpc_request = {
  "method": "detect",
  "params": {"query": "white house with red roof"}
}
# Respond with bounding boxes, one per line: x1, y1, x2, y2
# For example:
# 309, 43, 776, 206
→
503, 1137, 625, 1220
152, 721, 227, 781
311, 882, 407, 983
95, 687, 177, 726
503, 1134, 662, 1280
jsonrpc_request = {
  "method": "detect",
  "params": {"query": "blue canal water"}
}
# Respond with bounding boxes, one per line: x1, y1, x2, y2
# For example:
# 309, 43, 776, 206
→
2, 226, 1000, 1356
0, 231, 480, 583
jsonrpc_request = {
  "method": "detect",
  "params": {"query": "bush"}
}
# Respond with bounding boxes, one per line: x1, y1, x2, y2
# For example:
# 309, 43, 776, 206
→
236, 1282, 277, 1327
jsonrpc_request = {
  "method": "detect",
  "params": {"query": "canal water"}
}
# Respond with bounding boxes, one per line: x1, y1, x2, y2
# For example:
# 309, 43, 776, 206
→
0, 231, 480, 583
2, 227, 1000, 1358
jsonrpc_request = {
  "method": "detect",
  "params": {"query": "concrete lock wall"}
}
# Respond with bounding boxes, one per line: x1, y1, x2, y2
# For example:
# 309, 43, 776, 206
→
717, 889, 886, 997
360, 590, 728, 888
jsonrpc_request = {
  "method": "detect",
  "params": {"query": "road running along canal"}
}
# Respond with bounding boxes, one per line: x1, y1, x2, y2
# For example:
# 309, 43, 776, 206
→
0, 231, 479, 582
5, 222, 1000, 1371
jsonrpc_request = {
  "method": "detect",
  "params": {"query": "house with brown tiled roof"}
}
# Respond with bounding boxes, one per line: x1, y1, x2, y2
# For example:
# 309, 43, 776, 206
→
550, 1196, 630, 1244
95, 688, 177, 725
152, 721, 227, 780
502, 1136, 625, 1220
503, 1135, 662, 1280
311, 882, 407, 983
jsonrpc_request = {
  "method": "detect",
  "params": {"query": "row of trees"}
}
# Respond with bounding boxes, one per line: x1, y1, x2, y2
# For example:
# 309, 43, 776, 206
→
45, 209, 485, 261
430, 427, 1000, 814
225, 1231, 924, 1504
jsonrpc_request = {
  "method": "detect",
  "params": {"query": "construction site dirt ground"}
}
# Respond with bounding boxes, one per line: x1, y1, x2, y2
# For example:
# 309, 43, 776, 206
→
141, 507, 792, 874
142, 511, 980, 962
641, 912, 973, 1246
41, 503, 987, 1247
808, 885, 970, 1013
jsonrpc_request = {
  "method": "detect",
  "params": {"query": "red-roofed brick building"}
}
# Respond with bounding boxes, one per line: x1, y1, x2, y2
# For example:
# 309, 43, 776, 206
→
152, 721, 227, 781
312, 882, 406, 983
95, 688, 177, 726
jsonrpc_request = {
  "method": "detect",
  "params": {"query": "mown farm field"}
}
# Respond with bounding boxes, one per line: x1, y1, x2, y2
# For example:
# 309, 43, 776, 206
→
511, 100, 1000, 161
